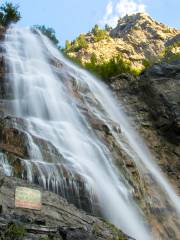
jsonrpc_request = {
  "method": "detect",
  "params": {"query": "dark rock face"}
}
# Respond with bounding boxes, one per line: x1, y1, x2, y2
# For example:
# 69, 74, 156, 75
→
165, 33, 180, 48
140, 62, 180, 144
0, 173, 129, 240
110, 60, 180, 186
109, 59, 180, 239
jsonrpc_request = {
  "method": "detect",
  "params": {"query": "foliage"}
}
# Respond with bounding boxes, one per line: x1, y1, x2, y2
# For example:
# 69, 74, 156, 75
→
142, 59, 151, 68
72, 33, 87, 51
91, 24, 109, 42
0, 223, 26, 240
65, 24, 110, 52
63, 52, 82, 65
39, 237, 53, 240
165, 52, 180, 63
160, 41, 180, 63
84, 54, 140, 80
65, 39, 71, 51
163, 28, 172, 34
105, 24, 112, 32
34, 25, 59, 46
0, 2, 21, 27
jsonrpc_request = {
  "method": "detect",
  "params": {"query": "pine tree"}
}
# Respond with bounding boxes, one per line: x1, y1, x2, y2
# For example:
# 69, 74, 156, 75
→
0, 2, 21, 27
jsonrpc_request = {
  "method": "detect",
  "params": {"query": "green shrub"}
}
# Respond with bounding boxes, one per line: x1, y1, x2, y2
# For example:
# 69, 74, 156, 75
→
34, 25, 59, 46
163, 28, 172, 34
91, 24, 109, 42
72, 33, 88, 51
39, 237, 51, 240
64, 51, 142, 81
105, 24, 112, 32
160, 41, 180, 63
0, 2, 21, 27
85, 54, 140, 80
1, 223, 26, 240
65, 39, 71, 51
142, 59, 151, 68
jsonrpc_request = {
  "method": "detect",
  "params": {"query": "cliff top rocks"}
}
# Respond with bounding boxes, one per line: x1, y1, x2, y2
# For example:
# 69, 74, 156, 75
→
67, 13, 180, 69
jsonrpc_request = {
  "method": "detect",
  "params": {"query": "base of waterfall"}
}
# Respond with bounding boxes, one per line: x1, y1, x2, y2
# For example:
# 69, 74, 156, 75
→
0, 172, 133, 240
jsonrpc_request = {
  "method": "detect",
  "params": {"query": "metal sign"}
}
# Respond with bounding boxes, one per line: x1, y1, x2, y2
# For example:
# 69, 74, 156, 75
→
15, 187, 42, 210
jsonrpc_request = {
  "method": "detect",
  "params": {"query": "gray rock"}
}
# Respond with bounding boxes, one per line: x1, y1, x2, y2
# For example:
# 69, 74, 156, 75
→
140, 61, 180, 143
0, 173, 129, 240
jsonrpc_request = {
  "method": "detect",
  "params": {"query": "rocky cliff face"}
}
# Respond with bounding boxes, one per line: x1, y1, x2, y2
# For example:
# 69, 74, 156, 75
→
108, 56, 180, 239
67, 13, 179, 69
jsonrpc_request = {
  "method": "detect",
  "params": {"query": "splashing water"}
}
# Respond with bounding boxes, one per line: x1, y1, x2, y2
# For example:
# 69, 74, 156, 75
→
1, 27, 180, 239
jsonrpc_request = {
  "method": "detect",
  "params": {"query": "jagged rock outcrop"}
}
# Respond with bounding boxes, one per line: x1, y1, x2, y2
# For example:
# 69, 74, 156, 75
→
66, 13, 179, 69
0, 173, 130, 240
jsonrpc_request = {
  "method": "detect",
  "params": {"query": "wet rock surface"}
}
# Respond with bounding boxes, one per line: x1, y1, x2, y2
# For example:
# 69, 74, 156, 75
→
0, 173, 130, 240
0, 115, 97, 214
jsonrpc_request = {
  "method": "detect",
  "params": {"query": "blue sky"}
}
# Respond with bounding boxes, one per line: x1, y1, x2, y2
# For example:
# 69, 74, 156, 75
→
1, 0, 180, 45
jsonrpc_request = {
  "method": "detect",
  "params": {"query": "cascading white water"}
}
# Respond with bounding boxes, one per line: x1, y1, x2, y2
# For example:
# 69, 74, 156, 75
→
2, 27, 180, 239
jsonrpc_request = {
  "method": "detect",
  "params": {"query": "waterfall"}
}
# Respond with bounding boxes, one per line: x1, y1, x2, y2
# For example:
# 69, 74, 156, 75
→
2, 27, 180, 240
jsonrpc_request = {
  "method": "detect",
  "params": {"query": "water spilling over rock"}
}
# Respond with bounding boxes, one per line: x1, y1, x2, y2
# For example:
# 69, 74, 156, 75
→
0, 27, 179, 239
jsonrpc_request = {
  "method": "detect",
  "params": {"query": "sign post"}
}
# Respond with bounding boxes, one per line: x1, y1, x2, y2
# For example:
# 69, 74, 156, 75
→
15, 187, 42, 210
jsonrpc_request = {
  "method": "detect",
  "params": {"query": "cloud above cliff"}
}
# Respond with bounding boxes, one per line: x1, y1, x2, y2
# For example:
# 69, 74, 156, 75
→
100, 0, 147, 27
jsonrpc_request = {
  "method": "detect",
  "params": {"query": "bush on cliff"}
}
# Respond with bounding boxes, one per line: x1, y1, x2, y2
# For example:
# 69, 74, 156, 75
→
65, 34, 87, 52
0, 223, 26, 240
33, 25, 59, 46
74, 33, 87, 50
85, 53, 140, 80
92, 24, 109, 42
65, 39, 71, 50
0, 2, 21, 27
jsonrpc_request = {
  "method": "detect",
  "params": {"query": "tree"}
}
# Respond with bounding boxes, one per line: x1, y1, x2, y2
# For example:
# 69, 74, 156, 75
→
65, 40, 71, 50
85, 54, 137, 80
34, 25, 59, 46
91, 24, 109, 42
90, 53, 97, 65
105, 24, 112, 31
77, 34, 87, 49
73, 33, 87, 51
92, 24, 100, 35
0, 2, 21, 27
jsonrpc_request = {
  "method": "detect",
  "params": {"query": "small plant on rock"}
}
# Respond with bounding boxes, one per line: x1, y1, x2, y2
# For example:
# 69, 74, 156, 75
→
1, 223, 26, 240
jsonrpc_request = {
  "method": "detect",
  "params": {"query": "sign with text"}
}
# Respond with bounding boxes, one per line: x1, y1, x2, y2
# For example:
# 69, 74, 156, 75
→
15, 187, 42, 210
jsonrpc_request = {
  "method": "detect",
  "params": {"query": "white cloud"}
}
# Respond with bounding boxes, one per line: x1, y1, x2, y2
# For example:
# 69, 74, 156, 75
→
116, 0, 146, 17
100, 0, 147, 27
100, 1, 118, 27
106, 1, 113, 16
